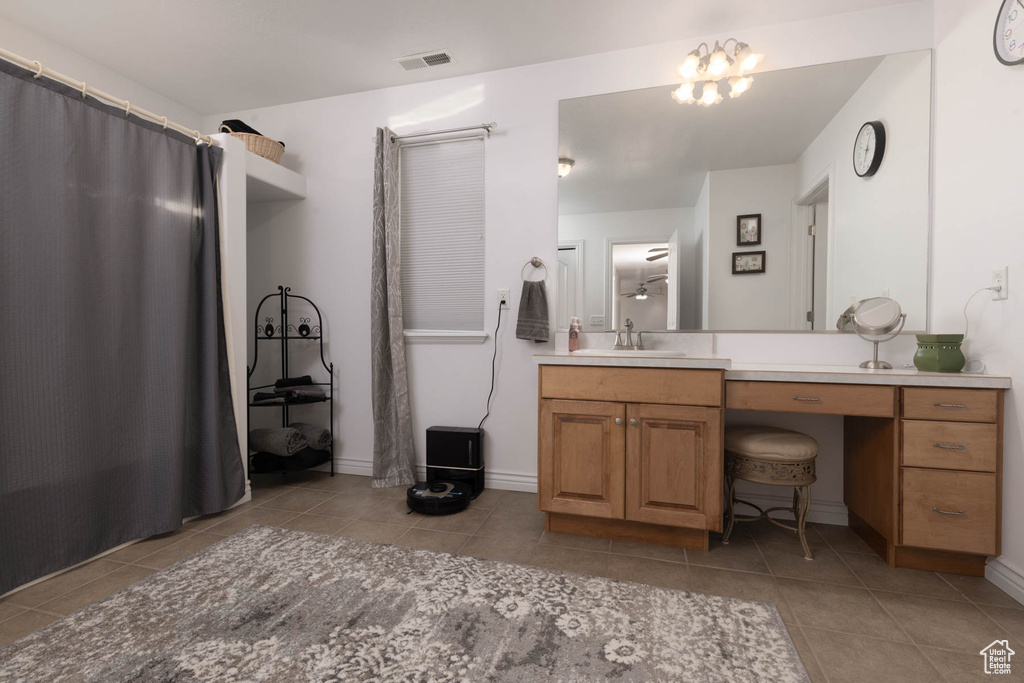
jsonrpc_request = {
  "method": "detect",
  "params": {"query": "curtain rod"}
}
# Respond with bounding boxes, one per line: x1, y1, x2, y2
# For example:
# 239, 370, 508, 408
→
0, 47, 216, 146
391, 122, 497, 142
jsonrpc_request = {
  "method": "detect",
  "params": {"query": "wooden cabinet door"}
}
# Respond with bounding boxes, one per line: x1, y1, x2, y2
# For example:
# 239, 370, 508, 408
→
539, 399, 625, 519
625, 404, 722, 530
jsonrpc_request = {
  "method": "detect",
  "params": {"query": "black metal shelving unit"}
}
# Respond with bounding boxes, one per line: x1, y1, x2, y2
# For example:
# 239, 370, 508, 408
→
247, 285, 334, 476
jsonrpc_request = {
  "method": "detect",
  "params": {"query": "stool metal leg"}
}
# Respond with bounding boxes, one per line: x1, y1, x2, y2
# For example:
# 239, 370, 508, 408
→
795, 485, 813, 561
722, 476, 737, 544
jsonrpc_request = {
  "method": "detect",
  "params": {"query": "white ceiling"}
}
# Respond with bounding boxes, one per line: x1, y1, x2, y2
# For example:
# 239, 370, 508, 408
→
557, 56, 885, 215
0, 0, 912, 114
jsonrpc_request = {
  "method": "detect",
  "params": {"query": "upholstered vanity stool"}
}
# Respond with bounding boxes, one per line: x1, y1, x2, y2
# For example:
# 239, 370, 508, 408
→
722, 425, 819, 560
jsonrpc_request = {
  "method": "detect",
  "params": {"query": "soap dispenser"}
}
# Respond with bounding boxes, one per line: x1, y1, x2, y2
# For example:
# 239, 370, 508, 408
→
568, 317, 580, 352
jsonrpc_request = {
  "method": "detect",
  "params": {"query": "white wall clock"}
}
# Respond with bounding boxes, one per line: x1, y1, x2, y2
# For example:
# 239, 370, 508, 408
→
995, 0, 1024, 65
853, 121, 885, 178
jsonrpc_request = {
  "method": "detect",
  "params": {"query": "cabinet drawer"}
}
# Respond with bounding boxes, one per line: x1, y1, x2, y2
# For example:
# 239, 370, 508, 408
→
902, 388, 998, 423
901, 468, 997, 556
539, 366, 722, 407
902, 421, 997, 472
725, 381, 895, 417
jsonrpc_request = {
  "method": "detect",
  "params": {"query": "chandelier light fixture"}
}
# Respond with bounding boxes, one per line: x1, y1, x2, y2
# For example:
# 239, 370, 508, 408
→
672, 39, 762, 106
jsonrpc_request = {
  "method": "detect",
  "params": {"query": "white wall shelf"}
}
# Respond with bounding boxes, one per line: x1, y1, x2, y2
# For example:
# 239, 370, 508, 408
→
245, 151, 307, 202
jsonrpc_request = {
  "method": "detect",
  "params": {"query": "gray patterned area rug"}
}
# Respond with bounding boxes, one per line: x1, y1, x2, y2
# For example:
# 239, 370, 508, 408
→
0, 525, 809, 682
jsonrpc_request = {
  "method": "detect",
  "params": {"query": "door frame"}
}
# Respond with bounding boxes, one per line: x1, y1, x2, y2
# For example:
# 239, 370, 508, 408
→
790, 164, 836, 330
604, 234, 671, 331
557, 240, 584, 331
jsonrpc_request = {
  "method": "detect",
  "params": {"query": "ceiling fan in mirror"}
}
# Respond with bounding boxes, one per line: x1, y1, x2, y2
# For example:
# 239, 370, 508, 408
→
622, 282, 665, 300
645, 248, 668, 262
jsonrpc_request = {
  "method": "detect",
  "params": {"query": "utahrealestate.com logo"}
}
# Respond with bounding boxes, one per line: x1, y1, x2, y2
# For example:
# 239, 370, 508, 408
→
980, 640, 1015, 675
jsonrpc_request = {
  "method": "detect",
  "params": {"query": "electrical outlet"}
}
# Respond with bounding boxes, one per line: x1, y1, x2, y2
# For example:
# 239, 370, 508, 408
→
497, 288, 511, 308
589, 315, 604, 327
992, 267, 1009, 300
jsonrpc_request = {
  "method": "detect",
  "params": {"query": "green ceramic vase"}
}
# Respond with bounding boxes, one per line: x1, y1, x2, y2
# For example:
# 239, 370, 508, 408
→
913, 334, 966, 373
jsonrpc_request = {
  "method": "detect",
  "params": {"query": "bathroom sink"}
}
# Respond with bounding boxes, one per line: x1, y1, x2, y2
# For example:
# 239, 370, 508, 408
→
570, 349, 687, 357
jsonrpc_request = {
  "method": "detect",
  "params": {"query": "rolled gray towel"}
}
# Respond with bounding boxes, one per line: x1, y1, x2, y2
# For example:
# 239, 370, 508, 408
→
248, 428, 307, 456
289, 385, 325, 398
289, 422, 332, 450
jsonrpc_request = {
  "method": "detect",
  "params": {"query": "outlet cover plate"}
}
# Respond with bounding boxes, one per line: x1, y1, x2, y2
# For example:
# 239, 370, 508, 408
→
992, 267, 1009, 300
497, 288, 511, 308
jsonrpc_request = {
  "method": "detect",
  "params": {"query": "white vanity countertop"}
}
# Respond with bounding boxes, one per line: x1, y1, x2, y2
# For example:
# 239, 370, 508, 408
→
534, 354, 1011, 389
533, 352, 732, 370
726, 363, 1011, 389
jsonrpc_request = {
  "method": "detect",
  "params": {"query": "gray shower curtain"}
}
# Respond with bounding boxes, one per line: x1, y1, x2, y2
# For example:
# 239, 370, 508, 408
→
370, 128, 416, 488
0, 60, 244, 594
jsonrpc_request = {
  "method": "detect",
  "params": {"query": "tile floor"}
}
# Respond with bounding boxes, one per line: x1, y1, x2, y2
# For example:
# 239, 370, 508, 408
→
1, 470, 1021, 682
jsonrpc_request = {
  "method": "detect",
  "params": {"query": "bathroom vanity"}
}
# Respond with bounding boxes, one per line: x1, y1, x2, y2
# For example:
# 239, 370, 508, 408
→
535, 353, 1010, 576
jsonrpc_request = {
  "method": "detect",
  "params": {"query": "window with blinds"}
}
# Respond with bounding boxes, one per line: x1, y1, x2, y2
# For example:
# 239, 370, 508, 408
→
400, 137, 485, 332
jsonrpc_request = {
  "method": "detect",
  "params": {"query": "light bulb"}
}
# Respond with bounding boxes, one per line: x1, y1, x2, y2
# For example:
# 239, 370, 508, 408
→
671, 82, 695, 103
557, 158, 575, 178
728, 76, 752, 98
678, 52, 700, 79
709, 44, 728, 67
699, 80, 718, 106
735, 43, 762, 72
635, 294, 648, 301
708, 59, 729, 77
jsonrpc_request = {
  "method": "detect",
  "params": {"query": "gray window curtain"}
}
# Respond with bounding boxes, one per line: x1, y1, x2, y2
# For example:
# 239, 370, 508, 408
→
370, 128, 416, 488
0, 60, 244, 595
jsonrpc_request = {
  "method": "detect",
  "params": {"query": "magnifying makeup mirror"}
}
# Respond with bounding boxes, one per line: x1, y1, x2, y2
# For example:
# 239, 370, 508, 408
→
837, 297, 907, 369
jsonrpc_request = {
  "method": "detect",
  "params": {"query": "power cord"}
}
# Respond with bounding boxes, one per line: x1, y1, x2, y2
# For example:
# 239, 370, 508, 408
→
963, 286, 999, 342
478, 299, 504, 430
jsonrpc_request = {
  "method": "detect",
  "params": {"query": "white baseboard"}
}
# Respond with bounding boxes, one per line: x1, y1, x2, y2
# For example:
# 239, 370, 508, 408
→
732, 492, 849, 526
986, 557, 1024, 607
333, 457, 538, 493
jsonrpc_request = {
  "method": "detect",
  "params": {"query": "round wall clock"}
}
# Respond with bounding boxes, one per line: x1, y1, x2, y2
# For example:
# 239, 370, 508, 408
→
853, 121, 886, 178
995, 0, 1024, 65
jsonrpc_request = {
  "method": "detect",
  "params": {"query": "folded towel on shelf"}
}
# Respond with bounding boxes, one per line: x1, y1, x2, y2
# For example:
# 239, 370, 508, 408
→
249, 447, 330, 474
515, 280, 550, 343
248, 428, 307, 456
252, 392, 287, 404
275, 375, 313, 389
290, 422, 332, 450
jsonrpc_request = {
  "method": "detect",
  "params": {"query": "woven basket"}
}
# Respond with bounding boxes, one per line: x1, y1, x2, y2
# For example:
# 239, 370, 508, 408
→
219, 125, 284, 164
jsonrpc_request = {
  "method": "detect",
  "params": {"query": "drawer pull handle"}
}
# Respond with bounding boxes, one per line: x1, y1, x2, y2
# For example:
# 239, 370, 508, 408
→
792, 396, 821, 402
932, 442, 967, 451
934, 402, 967, 409
932, 507, 966, 516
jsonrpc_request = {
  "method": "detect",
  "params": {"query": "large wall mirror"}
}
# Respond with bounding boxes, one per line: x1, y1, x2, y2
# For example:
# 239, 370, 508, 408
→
557, 50, 932, 333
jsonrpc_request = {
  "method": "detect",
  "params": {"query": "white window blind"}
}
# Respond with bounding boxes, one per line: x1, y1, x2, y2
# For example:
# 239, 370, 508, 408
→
400, 137, 485, 332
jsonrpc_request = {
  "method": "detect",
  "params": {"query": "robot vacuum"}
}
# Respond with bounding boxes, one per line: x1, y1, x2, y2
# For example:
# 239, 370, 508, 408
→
407, 480, 471, 515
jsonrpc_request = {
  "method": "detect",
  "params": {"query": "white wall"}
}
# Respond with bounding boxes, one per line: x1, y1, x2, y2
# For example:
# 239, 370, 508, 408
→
558, 207, 693, 330
707, 164, 797, 330
931, 0, 1024, 598
796, 50, 932, 329
204, 2, 933, 491
0, 15, 202, 131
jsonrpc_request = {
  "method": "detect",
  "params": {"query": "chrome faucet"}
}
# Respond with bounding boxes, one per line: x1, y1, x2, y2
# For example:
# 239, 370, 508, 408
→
624, 319, 634, 348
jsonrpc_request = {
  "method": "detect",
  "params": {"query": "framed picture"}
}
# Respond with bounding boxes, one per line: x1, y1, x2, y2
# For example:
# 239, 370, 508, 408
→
737, 213, 762, 246
732, 250, 766, 275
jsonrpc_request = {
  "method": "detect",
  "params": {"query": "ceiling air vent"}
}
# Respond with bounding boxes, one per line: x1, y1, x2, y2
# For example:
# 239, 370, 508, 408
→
395, 50, 454, 71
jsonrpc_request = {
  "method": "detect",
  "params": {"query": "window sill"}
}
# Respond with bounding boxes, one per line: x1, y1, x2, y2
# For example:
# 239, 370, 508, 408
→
403, 330, 489, 344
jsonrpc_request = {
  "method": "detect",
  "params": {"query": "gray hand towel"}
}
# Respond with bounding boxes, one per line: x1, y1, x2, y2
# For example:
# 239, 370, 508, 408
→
289, 422, 332, 450
516, 280, 549, 343
248, 428, 307, 456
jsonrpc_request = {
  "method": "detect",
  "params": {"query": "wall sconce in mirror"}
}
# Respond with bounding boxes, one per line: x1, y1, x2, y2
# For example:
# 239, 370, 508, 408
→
673, 38, 762, 106
837, 297, 907, 369
558, 158, 575, 178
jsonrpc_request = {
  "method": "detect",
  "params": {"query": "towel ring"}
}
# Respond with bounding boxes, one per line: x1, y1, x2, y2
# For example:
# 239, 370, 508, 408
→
521, 256, 548, 281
